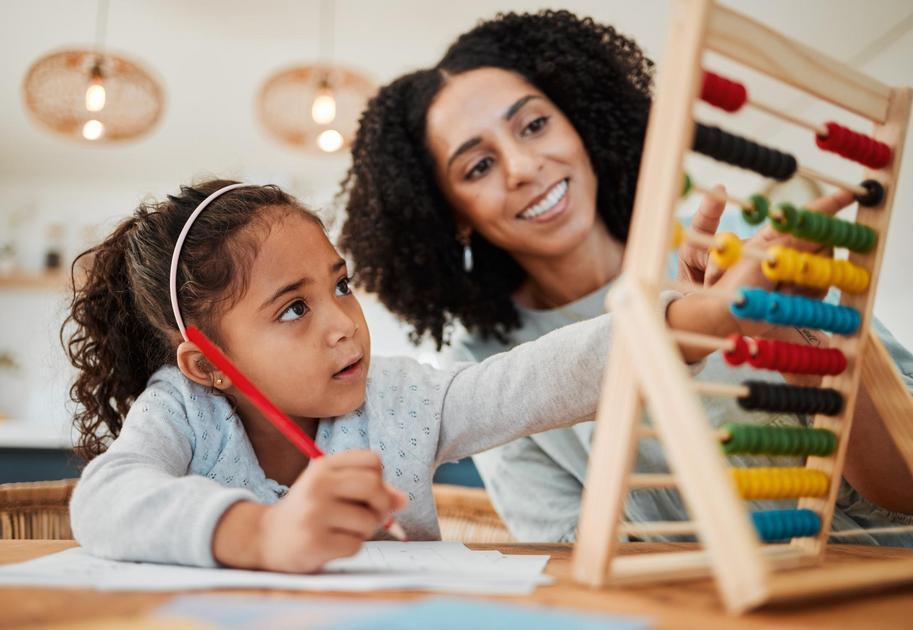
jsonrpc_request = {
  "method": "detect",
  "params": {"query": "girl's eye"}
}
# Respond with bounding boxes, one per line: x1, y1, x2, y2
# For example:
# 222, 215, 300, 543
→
278, 299, 309, 322
336, 276, 353, 297
522, 115, 549, 136
466, 156, 493, 181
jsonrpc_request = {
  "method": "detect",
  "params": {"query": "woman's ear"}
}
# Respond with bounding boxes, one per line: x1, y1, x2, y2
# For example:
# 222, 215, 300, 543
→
176, 341, 232, 390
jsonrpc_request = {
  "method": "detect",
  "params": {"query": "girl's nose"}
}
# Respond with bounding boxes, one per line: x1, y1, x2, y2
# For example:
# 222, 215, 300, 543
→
324, 301, 358, 346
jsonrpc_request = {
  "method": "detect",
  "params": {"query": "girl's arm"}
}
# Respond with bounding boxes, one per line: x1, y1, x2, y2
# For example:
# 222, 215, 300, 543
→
436, 292, 694, 464
70, 401, 256, 567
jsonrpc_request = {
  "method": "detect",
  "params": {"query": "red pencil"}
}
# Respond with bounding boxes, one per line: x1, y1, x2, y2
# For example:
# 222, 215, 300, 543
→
186, 325, 407, 541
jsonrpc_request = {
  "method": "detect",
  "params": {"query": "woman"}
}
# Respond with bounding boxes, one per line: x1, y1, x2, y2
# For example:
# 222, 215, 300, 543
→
340, 11, 913, 543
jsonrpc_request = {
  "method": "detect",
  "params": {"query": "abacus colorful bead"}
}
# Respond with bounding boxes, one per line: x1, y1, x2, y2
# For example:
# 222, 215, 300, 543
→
710, 232, 743, 269
816, 121, 892, 169
731, 468, 829, 500
682, 172, 693, 197
731, 288, 861, 334
723, 333, 750, 366
743, 194, 769, 225
737, 381, 843, 416
770, 203, 798, 233
752, 509, 821, 542
747, 339, 848, 375
720, 423, 837, 456
701, 70, 748, 112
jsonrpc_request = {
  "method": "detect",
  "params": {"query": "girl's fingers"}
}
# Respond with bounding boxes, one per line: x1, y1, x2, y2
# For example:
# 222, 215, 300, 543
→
325, 501, 386, 538
330, 469, 398, 516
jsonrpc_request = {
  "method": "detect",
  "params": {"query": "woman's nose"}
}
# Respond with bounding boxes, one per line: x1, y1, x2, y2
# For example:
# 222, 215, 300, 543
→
504, 143, 542, 190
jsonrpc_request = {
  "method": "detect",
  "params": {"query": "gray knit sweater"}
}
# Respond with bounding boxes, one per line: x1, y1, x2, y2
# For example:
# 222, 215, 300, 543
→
70, 309, 635, 567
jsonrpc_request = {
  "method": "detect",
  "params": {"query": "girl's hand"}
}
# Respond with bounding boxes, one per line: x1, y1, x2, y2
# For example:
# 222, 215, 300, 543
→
214, 449, 407, 573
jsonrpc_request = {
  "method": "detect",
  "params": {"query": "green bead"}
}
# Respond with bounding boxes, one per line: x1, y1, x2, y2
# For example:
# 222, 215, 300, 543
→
771, 203, 797, 233
743, 194, 769, 225
721, 423, 837, 456
682, 173, 693, 198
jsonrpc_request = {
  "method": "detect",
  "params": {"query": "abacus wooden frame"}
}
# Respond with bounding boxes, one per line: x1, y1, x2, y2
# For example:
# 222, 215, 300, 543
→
571, 0, 913, 614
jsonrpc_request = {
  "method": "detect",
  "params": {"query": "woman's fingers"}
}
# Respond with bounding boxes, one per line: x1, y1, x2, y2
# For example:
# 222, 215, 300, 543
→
805, 188, 855, 215
677, 185, 727, 283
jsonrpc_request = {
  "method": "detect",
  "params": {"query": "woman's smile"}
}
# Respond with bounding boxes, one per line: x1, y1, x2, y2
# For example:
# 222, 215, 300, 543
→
516, 178, 570, 222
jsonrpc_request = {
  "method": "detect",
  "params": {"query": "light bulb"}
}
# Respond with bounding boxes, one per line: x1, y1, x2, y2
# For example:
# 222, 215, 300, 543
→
85, 81, 106, 112
317, 129, 343, 153
311, 88, 336, 125
82, 119, 104, 141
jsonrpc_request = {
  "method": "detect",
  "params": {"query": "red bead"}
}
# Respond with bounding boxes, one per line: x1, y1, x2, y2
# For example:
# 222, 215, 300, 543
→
723, 333, 750, 365
749, 338, 776, 369
816, 121, 892, 169
701, 71, 747, 113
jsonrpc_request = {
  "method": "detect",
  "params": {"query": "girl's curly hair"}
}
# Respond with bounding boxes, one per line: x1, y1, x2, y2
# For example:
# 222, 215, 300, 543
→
61, 180, 319, 460
340, 10, 654, 349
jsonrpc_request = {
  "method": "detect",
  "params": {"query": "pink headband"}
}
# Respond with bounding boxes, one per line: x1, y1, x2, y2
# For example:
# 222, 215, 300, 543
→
169, 183, 249, 341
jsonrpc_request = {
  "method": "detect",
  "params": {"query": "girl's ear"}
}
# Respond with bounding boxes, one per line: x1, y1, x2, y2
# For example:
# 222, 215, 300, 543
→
176, 341, 232, 390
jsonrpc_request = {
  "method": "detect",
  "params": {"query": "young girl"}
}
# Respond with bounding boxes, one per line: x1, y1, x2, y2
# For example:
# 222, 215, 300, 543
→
65, 179, 795, 572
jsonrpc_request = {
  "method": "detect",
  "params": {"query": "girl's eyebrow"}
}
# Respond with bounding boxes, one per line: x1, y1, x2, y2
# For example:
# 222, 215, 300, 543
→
260, 259, 347, 310
446, 94, 541, 169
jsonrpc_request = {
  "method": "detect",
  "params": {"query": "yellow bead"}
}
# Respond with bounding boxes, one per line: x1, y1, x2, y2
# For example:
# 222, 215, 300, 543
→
731, 468, 829, 499
762, 245, 796, 282
797, 253, 831, 288
710, 232, 742, 269
670, 222, 684, 249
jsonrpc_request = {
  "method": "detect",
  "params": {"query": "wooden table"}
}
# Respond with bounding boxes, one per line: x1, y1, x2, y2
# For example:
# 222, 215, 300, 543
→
2, 540, 913, 628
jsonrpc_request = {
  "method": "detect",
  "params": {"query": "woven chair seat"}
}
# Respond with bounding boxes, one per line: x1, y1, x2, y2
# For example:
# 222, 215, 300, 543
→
0, 478, 77, 540
432, 483, 514, 543
0, 479, 513, 544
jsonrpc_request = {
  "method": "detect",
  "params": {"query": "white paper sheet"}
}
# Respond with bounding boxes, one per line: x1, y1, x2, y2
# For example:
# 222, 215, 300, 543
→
0, 542, 552, 595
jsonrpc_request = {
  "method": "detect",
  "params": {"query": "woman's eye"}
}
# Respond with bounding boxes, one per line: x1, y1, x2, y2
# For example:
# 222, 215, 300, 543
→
278, 299, 309, 322
336, 276, 353, 296
466, 157, 493, 180
522, 116, 549, 136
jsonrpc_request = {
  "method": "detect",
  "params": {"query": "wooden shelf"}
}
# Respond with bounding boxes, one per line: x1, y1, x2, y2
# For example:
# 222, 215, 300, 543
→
0, 271, 68, 290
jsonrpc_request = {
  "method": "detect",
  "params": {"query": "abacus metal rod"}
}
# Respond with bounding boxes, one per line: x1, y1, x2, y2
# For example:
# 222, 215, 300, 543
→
690, 181, 753, 212
629, 473, 678, 489
665, 280, 742, 304
638, 424, 732, 443
797, 165, 867, 197
683, 227, 770, 263
671, 329, 737, 353
619, 521, 698, 537
748, 98, 828, 137
694, 381, 750, 398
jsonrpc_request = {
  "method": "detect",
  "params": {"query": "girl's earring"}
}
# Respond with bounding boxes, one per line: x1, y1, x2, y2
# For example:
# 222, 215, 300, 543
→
460, 233, 473, 273
215, 377, 224, 387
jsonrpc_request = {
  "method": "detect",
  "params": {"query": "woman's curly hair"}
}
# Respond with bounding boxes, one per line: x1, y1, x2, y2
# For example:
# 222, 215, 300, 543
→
340, 10, 654, 349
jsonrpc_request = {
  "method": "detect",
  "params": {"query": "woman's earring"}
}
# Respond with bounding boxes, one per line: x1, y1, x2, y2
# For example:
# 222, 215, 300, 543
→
459, 233, 473, 273
215, 377, 224, 386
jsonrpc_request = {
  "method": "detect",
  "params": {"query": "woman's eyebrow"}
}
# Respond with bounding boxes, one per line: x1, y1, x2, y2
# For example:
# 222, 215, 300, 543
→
447, 94, 543, 169
504, 94, 540, 121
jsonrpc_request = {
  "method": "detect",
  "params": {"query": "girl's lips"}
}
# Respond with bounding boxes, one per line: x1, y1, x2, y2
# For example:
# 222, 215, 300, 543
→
333, 358, 364, 380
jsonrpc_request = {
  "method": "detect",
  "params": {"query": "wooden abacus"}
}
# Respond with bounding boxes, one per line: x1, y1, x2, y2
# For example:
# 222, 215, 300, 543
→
572, 0, 913, 613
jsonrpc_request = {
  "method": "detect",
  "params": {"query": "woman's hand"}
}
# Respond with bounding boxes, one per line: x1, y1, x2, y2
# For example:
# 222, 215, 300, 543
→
670, 186, 856, 348
213, 449, 407, 573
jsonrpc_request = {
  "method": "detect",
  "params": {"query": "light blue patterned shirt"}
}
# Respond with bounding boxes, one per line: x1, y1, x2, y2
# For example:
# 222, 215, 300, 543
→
71, 311, 624, 567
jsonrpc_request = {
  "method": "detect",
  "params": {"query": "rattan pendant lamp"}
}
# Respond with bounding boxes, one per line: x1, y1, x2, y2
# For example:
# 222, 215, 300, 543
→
257, 0, 375, 154
22, 0, 164, 143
